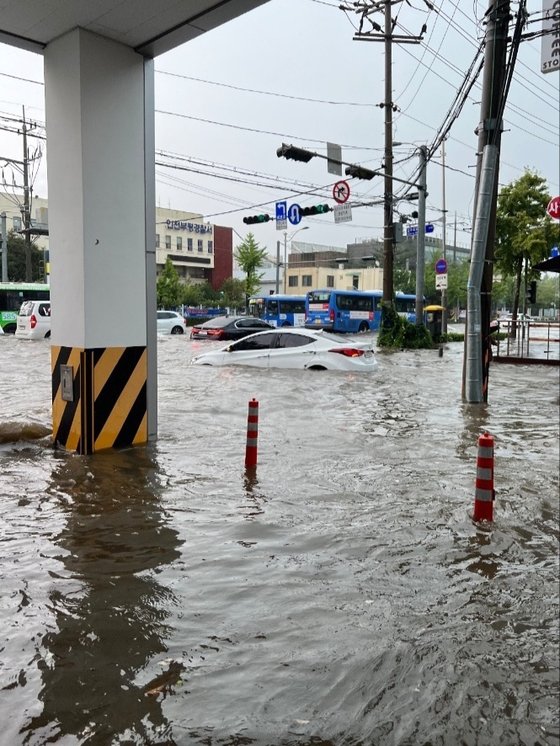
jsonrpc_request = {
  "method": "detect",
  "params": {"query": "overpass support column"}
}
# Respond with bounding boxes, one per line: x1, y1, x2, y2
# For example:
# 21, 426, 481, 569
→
44, 29, 157, 454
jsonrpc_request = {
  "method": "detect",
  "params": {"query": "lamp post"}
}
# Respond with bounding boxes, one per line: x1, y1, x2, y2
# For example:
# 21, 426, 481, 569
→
283, 226, 309, 293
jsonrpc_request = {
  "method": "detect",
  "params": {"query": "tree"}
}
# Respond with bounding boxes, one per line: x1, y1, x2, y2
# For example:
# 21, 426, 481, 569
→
6, 231, 44, 281
495, 171, 555, 320
156, 258, 181, 309
234, 232, 267, 302
393, 268, 415, 294
219, 277, 246, 310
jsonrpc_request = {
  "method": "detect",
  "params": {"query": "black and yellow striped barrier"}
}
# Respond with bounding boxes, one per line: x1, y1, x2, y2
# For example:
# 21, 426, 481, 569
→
51, 345, 147, 454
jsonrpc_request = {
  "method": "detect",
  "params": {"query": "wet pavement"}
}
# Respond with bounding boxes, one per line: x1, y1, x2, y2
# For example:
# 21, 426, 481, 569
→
0, 333, 558, 745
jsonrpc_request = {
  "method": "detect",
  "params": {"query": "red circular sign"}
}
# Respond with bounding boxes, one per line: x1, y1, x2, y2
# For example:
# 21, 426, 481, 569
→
547, 196, 560, 220
332, 180, 350, 204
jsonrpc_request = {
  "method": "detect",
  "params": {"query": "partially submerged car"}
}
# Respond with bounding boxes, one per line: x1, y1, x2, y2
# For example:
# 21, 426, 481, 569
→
190, 316, 274, 340
191, 328, 377, 371
15, 300, 51, 340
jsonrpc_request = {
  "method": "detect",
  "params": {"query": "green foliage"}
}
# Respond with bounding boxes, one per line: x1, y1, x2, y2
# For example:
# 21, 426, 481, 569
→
495, 171, 554, 278
180, 281, 222, 308
234, 232, 267, 298
156, 258, 181, 309
6, 232, 44, 281
377, 302, 433, 349
494, 171, 556, 319
219, 277, 246, 310
393, 268, 415, 294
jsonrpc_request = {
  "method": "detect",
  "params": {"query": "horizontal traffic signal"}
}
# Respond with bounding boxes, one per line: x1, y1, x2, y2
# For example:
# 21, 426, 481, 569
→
277, 143, 315, 163
300, 204, 332, 216
345, 164, 376, 180
243, 214, 271, 225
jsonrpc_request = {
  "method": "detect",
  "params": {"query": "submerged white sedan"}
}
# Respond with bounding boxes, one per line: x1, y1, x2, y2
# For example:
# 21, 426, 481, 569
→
191, 328, 377, 372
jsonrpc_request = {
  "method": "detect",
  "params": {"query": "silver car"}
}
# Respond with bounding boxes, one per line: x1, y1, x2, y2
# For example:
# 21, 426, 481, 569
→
191, 328, 377, 371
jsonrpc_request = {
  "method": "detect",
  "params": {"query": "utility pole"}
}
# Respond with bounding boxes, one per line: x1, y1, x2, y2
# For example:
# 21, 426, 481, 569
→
464, 0, 512, 402
0, 212, 7, 282
22, 107, 33, 282
275, 240, 280, 294
343, 0, 424, 309
415, 146, 427, 324
441, 139, 448, 334
382, 0, 394, 305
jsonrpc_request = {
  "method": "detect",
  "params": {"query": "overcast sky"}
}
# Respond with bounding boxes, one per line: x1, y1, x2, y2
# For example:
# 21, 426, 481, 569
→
0, 0, 558, 257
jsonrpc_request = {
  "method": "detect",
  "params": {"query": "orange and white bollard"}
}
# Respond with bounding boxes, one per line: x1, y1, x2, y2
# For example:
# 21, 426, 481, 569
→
473, 431, 495, 522
245, 398, 259, 468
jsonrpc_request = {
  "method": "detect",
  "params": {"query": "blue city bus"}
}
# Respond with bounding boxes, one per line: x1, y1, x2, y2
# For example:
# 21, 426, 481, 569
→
248, 294, 306, 327
305, 289, 418, 332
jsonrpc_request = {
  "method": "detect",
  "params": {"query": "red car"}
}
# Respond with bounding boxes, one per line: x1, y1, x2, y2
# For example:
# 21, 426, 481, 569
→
190, 316, 274, 340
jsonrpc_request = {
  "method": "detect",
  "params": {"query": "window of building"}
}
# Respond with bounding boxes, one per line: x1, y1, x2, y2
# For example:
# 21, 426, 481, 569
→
302, 275, 312, 287
326, 275, 334, 288
198, 239, 203, 253
187, 238, 193, 252
155, 233, 160, 248
176, 237, 182, 250
208, 241, 213, 254
165, 235, 171, 249
352, 275, 359, 290
288, 276, 298, 287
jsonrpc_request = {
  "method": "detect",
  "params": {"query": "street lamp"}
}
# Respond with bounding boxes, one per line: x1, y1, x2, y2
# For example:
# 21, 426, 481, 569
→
283, 226, 309, 293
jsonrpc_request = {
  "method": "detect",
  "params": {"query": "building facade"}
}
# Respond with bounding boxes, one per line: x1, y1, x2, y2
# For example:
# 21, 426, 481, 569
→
0, 195, 233, 290
155, 207, 232, 290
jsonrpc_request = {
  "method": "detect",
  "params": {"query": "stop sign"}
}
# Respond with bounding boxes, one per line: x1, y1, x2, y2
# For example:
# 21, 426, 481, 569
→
547, 196, 560, 220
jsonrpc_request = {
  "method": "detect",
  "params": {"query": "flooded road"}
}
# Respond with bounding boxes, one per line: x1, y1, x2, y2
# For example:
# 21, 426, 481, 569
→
0, 334, 558, 745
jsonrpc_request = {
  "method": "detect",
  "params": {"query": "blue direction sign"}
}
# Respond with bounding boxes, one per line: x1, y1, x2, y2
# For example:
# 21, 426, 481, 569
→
407, 224, 434, 236
288, 203, 301, 225
276, 201, 287, 221
435, 258, 448, 274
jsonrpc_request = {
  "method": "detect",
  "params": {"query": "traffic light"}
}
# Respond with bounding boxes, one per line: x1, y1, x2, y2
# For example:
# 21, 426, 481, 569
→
345, 164, 376, 180
276, 143, 315, 162
243, 214, 271, 225
300, 204, 331, 217
527, 280, 537, 304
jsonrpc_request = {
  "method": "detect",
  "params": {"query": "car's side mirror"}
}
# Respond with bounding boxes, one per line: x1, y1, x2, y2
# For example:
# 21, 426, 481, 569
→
226, 346, 233, 353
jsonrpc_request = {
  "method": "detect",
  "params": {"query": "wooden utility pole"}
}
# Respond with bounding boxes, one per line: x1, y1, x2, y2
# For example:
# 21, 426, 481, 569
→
345, 0, 424, 307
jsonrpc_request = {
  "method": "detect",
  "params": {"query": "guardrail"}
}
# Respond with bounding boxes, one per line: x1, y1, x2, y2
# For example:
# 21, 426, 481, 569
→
494, 319, 559, 365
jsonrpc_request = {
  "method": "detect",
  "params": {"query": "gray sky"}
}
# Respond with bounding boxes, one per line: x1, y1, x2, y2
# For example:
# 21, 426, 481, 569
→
0, 0, 558, 257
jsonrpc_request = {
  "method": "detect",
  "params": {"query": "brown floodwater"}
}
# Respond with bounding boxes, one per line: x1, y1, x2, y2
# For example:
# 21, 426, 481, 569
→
0, 333, 558, 745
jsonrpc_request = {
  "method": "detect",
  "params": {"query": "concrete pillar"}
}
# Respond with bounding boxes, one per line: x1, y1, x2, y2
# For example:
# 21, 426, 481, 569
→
44, 29, 156, 454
